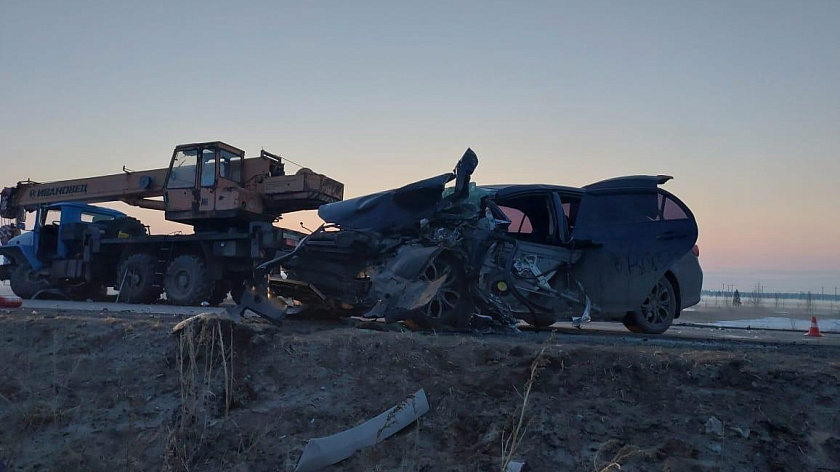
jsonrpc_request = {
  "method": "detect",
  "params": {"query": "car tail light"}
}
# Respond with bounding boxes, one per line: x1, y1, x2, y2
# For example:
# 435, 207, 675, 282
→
691, 244, 700, 257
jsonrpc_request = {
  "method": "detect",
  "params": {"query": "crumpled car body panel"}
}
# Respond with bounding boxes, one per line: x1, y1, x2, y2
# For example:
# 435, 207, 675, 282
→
243, 149, 701, 332
318, 173, 454, 231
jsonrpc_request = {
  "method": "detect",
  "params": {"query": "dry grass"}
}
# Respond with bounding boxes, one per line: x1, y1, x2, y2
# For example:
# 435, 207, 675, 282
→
592, 440, 642, 472
500, 344, 549, 472
163, 319, 235, 472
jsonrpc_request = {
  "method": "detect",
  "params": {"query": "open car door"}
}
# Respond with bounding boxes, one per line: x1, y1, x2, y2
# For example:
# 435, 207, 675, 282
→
570, 176, 698, 313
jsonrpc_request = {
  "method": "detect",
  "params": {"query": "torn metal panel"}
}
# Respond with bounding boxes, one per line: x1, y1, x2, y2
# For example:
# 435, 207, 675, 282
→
294, 389, 430, 472
505, 461, 525, 472
230, 284, 296, 325
379, 244, 443, 280
571, 296, 592, 328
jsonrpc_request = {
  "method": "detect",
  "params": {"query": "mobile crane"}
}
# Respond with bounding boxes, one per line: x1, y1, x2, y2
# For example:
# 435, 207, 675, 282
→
0, 141, 343, 305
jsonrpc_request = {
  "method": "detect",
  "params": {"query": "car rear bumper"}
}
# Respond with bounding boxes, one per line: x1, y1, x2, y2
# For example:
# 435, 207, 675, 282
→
671, 253, 703, 311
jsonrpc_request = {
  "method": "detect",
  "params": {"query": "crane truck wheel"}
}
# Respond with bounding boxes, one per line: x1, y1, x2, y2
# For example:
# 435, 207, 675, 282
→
208, 281, 229, 306
9, 264, 48, 299
164, 255, 214, 306
116, 253, 162, 304
230, 279, 246, 305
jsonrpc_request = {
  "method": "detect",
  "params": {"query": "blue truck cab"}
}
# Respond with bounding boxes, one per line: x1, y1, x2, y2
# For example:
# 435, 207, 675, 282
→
3, 203, 127, 269
0, 202, 131, 298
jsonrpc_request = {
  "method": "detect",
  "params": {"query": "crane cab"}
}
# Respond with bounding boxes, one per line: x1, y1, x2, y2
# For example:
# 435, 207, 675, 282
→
163, 141, 343, 231
166, 142, 255, 228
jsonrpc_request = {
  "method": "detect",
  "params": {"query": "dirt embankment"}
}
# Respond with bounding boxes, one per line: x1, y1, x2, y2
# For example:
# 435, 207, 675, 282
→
1, 308, 839, 471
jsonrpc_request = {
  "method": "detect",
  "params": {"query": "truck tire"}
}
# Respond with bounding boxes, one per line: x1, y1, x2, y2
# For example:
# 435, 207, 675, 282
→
164, 255, 214, 306
230, 279, 246, 305
9, 264, 48, 299
116, 253, 161, 303
208, 281, 229, 306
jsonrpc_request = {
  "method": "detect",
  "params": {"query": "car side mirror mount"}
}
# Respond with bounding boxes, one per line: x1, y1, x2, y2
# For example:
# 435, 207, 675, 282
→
451, 148, 478, 201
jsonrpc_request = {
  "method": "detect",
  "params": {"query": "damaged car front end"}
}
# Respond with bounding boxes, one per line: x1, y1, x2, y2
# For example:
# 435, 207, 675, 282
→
236, 149, 701, 334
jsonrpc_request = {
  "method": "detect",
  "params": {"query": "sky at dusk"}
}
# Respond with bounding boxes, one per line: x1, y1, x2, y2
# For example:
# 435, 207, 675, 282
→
1, 1, 839, 293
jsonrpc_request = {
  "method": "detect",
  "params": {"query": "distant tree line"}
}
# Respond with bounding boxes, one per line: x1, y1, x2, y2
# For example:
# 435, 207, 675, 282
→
701, 288, 839, 302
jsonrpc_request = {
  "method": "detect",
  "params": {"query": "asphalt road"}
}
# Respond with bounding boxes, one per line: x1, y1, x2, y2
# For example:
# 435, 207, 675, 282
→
3, 283, 837, 348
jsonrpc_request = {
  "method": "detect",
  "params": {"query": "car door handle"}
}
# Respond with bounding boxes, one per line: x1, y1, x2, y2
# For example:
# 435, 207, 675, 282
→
656, 231, 686, 241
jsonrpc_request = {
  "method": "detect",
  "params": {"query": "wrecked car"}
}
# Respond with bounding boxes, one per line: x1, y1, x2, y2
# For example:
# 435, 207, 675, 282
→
238, 149, 702, 334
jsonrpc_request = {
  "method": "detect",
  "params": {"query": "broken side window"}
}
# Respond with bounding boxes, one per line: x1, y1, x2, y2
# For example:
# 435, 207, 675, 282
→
494, 195, 555, 244
498, 206, 533, 234
559, 195, 581, 232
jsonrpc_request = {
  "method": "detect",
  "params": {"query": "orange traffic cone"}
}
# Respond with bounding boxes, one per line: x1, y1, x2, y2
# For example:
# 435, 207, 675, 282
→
0, 295, 23, 308
805, 316, 824, 337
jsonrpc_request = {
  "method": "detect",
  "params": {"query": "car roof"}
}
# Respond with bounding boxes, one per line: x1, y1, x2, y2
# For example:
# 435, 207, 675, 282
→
480, 175, 673, 199
479, 184, 584, 198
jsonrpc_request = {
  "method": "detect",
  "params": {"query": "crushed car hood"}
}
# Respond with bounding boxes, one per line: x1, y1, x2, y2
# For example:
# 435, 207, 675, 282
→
318, 173, 455, 231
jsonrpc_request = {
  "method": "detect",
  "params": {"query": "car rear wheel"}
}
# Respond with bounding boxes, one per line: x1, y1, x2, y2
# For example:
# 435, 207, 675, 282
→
623, 276, 676, 334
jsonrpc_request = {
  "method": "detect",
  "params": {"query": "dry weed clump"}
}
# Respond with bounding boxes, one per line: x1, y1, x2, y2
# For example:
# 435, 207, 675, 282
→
592, 439, 642, 472
500, 344, 550, 472
163, 319, 235, 472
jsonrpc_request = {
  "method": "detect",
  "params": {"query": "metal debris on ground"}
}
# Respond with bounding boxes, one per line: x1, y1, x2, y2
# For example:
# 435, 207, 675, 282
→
294, 389, 430, 472
704, 416, 723, 436
729, 426, 751, 439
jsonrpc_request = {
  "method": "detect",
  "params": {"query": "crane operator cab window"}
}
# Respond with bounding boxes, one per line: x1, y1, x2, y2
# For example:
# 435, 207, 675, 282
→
167, 149, 199, 189
219, 149, 243, 184
200, 148, 216, 187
